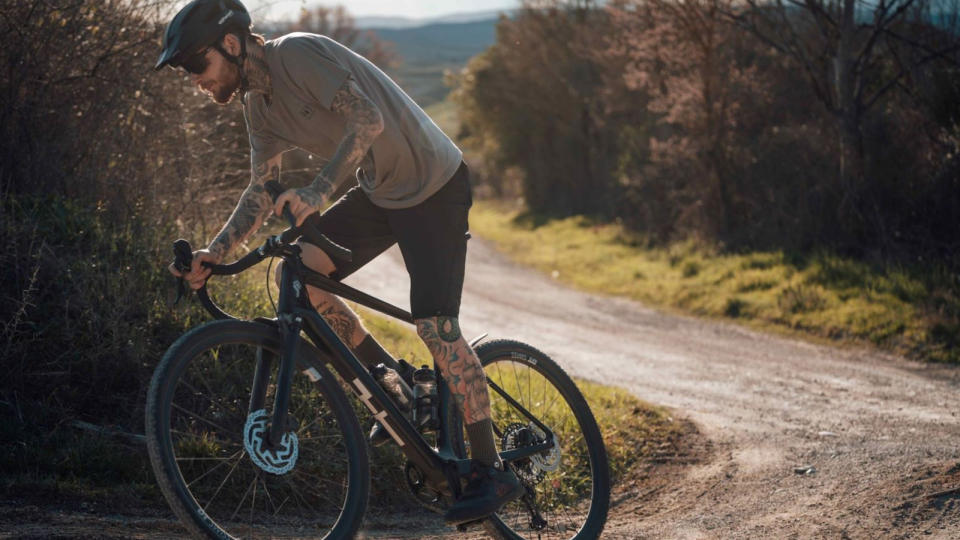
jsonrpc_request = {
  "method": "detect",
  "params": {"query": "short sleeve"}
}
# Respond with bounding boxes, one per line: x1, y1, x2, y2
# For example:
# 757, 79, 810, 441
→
243, 104, 290, 166
275, 35, 350, 109
248, 131, 290, 167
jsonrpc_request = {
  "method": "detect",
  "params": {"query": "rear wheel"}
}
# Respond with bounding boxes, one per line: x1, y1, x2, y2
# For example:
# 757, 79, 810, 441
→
452, 339, 610, 540
146, 320, 369, 539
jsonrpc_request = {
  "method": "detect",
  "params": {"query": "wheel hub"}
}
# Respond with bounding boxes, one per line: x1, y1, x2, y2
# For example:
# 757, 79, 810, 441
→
243, 409, 298, 475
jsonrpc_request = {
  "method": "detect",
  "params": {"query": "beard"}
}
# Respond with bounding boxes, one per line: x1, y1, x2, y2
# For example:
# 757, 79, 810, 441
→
208, 62, 242, 104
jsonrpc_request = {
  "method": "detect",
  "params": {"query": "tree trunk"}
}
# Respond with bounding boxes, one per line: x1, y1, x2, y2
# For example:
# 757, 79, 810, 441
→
834, 0, 864, 228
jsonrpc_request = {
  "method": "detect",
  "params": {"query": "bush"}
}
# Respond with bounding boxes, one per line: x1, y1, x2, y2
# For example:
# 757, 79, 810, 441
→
0, 195, 179, 484
0, 0, 250, 488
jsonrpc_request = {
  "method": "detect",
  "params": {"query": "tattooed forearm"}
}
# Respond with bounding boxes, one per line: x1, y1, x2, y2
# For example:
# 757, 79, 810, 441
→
297, 173, 335, 209
417, 317, 491, 424
303, 79, 383, 207
207, 160, 279, 260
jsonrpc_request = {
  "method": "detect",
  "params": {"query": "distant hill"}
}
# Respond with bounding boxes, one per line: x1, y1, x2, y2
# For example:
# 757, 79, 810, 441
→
370, 18, 501, 106
372, 19, 499, 65
357, 9, 514, 29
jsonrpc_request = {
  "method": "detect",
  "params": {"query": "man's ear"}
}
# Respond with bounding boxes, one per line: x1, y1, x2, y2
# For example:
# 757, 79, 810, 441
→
222, 33, 241, 56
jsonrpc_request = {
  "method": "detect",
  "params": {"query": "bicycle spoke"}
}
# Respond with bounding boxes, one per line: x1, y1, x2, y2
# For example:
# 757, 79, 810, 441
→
282, 475, 316, 516
177, 455, 240, 462
528, 364, 532, 412
296, 433, 344, 443
248, 471, 259, 529
230, 472, 258, 522
471, 343, 609, 539
511, 360, 525, 409
204, 450, 247, 513
149, 325, 369, 538
541, 388, 562, 422
185, 450, 243, 488
259, 474, 279, 517
172, 402, 235, 437
290, 469, 348, 508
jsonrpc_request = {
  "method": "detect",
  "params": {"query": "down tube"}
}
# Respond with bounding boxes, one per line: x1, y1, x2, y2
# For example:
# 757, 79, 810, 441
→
295, 308, 450, 483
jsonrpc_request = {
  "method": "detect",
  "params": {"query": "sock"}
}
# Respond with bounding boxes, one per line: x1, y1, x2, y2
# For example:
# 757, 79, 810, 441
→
466, 418, 501, 468
354, 334, 400, 371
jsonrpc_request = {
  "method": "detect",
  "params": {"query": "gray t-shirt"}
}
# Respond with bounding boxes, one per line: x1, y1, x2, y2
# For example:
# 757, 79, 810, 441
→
242, 33, 462, 209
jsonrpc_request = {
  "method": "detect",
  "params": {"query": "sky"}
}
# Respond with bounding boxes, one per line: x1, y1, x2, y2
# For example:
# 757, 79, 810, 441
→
244, 0, 518, 21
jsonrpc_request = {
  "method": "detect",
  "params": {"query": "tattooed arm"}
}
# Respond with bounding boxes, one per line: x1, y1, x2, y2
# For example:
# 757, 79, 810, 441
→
207, 153, 283, 262
171, 153, 282, 290
273, 78, 384, 225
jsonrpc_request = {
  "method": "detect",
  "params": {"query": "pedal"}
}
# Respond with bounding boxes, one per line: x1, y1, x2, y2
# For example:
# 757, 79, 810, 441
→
455, 519, 485, 532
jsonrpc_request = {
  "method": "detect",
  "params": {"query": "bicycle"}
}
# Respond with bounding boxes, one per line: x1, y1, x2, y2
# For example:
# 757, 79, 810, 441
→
145, 181, 611, 539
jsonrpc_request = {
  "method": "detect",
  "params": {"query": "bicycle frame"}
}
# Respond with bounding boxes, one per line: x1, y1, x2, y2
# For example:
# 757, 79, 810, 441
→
192, 236, 557, 501
277, 255, 460, 494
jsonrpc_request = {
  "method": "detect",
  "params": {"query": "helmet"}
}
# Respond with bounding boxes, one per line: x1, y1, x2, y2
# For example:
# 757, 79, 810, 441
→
154, 0, 251, 71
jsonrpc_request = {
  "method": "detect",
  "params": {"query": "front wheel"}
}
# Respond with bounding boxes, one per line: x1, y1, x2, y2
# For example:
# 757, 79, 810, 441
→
146, 320, 369, 539
453, 339, 611, 540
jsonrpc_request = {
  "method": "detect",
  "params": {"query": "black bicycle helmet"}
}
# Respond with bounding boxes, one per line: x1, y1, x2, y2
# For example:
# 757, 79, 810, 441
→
154, 0, 251, 71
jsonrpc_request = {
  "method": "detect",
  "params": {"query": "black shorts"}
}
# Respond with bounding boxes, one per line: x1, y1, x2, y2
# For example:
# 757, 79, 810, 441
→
302, 161, 472, 319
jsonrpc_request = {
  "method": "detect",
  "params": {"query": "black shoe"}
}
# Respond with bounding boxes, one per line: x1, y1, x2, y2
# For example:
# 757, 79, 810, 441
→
444, 461, 525, 526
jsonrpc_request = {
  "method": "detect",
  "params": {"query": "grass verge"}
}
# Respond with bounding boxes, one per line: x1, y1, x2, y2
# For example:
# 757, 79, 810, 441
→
469, 201, 960, 363
356, 306, 682, 494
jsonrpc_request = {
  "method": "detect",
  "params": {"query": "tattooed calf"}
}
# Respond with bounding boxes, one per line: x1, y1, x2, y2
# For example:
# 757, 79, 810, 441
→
417, 317, 491, 424
437, 316, 461, 342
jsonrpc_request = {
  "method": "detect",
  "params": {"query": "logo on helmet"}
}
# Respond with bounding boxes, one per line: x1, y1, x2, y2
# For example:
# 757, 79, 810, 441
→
218, 12, 232, 25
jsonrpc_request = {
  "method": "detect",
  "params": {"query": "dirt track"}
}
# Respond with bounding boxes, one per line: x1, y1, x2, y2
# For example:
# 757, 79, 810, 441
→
346, 238, 960, 539
4, 238, 958, 539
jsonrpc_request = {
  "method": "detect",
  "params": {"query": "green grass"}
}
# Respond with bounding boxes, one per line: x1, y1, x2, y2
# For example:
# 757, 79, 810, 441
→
469, 202, 960, 363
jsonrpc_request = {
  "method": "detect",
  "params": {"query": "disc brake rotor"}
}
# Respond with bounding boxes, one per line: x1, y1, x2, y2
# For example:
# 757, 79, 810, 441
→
243, 409, 298, 475
501, 422, 562, 485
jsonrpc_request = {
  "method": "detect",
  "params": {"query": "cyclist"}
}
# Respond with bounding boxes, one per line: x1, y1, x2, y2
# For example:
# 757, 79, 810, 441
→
157, 0, 523, 525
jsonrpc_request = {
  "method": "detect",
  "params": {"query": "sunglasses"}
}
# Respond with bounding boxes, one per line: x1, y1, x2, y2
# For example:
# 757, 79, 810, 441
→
180, 47, 211, 75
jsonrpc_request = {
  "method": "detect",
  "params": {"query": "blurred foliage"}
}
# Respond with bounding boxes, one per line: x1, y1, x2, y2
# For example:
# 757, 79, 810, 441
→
453, 0, 960, 268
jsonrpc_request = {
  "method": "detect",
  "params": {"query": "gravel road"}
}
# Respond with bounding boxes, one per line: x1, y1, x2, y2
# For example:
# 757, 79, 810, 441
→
344, 238, 960, 539
4, 237, 957, 539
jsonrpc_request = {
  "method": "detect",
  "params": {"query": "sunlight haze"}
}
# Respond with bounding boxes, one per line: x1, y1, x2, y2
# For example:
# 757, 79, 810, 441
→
245, 0, 518, 22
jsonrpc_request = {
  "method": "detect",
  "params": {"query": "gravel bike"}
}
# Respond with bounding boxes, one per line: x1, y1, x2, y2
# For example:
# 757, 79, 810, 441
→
145, 181, 610, 539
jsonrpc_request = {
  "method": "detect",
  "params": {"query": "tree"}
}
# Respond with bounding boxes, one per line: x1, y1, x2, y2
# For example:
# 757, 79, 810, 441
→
454, 0, 623, 216
288, 5, 397, 70
724, 0, 960, 236
607, 0, 766, 238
